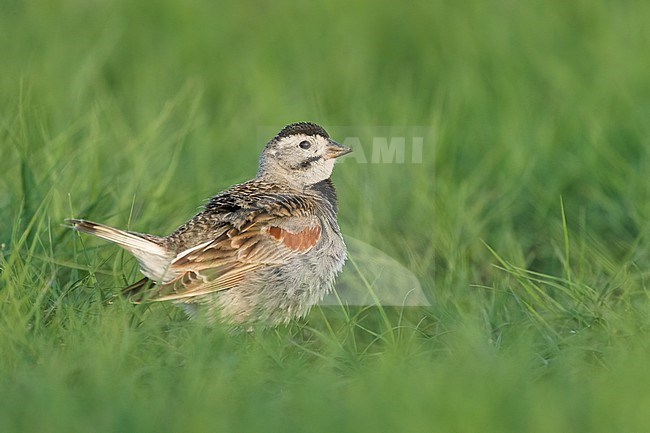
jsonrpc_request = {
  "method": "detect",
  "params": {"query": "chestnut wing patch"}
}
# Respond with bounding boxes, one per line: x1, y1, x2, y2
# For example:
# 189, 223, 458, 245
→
267, 225, 321, 252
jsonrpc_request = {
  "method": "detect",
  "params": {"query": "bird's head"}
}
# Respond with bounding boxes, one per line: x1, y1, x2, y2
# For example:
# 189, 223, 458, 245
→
258, 122, 351, 187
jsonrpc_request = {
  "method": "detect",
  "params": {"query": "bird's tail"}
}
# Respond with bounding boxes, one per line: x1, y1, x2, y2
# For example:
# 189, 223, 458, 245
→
121, 277, 153, 302
66, 219, 175, 282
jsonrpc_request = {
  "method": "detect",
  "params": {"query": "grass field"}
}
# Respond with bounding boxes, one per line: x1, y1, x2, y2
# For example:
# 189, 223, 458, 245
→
2, 0, 650, 431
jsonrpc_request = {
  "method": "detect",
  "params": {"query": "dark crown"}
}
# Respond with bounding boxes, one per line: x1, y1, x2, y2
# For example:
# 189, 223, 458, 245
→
275, 122, 330, 140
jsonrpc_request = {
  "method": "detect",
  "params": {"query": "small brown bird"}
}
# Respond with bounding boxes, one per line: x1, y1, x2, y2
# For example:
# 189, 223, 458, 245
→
67, 122, 351, 325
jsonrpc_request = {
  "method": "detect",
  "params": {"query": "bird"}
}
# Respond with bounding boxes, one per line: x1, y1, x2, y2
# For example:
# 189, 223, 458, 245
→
66, 122, 351, 325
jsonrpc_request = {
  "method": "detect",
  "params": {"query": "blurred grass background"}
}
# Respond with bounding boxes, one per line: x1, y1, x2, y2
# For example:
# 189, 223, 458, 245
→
2, 0, 650, 431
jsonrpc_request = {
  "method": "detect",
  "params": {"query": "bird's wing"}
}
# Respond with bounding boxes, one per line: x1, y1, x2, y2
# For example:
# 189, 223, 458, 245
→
132, 210, 322, 302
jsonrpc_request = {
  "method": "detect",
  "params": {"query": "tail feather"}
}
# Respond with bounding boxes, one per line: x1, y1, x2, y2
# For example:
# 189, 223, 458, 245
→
121, 277, 153, 302
66, 218, 175, 282
66, 219, 166, 253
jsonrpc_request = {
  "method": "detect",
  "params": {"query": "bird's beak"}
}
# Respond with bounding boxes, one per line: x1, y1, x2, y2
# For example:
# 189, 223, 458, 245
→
325, 139, 352, 159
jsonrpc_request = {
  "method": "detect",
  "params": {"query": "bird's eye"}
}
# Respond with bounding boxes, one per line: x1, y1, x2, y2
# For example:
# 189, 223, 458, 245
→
299, 140, 311, 150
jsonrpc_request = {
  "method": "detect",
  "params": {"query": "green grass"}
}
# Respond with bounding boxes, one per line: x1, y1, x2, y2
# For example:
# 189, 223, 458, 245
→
2, 0, 650, 431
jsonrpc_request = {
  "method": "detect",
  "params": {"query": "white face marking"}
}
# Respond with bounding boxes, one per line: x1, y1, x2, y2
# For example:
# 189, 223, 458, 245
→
258, 134, 338, 186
